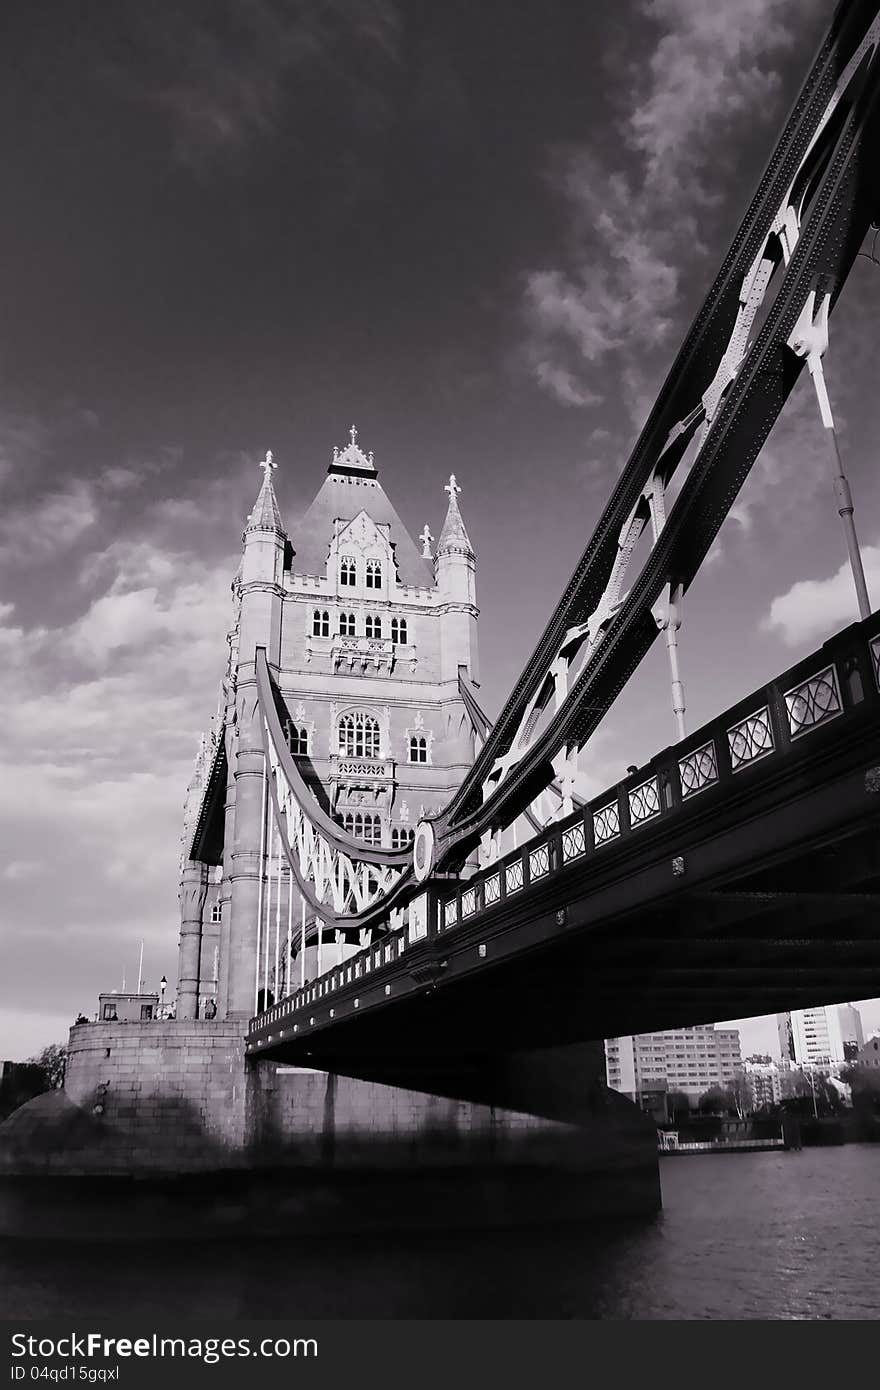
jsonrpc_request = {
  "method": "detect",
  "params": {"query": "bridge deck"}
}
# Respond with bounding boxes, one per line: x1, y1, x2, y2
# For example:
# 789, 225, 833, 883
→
248, 614, 880, 1069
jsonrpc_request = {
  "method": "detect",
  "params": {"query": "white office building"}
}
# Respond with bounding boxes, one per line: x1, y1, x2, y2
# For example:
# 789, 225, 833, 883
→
777, 1004, 863, 1068
605, 1025, 743, 1102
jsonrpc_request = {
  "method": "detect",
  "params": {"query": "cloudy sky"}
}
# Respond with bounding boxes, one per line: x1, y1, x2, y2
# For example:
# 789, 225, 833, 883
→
2, 0, 879, 1060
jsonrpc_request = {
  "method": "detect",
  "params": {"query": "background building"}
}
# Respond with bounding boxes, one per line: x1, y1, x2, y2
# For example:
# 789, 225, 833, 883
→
744, 1055, 782, 1109
605, 1025, 743, 1105
777, 1004, 863, 1069
97, 992, 160, 1024
838, 1003, 865, 1060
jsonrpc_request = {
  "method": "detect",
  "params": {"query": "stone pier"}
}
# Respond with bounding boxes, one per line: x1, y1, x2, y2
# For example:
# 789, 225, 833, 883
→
0, 1020, 660, 1237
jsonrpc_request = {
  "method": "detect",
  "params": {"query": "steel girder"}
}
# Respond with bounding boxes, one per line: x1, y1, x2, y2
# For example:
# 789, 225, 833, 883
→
421, 0, 880, 872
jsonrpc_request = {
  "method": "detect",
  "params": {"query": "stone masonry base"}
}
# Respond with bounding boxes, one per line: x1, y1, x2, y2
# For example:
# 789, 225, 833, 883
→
0, 1020, 660, 1236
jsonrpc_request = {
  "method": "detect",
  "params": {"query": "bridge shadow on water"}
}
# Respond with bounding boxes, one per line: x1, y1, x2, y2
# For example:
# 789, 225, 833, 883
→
3, 1148, 879, 1319
2, 1215, 665, 1320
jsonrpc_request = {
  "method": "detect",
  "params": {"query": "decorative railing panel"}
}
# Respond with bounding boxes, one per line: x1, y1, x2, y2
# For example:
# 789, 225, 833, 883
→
529, 844, 551, 880
727, 707, 774, 772
679, 741, 718, 798
784, 665, 842, 738
562, 823, 587, 862
505, 860, 524, 895
330, 755, 393, 781
593, 802, 620, 846
628, 776, 661, 826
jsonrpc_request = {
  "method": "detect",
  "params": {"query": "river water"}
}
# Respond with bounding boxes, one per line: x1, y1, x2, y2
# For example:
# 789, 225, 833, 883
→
3, 1147, 879, 1319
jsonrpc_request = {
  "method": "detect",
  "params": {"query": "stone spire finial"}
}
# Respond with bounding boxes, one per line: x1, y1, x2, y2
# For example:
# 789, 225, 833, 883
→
438, 472, 473, 557
244, 448, 285, 535
328, 424, 377, 476
419, 524, 433, 558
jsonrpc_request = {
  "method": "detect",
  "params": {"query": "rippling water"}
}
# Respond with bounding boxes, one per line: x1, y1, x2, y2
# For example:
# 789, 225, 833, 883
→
3, 1147, 879, 1319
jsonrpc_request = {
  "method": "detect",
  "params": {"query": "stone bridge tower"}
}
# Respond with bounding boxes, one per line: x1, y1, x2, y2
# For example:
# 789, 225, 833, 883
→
178, 428, 480, 1022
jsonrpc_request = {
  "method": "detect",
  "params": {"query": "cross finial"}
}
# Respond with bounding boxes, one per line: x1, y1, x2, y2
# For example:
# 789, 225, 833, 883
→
419, 524, 433, 558
259, 449, 276, 475
349, 424, 358, 446
444, 473, 461, 501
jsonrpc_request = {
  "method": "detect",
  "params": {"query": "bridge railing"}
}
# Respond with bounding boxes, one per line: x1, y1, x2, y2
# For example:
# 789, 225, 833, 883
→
435, 614, 880, 935
248, 613, 880, 1042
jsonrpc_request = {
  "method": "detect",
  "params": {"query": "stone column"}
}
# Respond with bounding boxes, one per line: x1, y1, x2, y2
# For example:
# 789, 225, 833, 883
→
177, 860, 209, 1021
225, 704, 266, 1019
216, 720, 238, 1019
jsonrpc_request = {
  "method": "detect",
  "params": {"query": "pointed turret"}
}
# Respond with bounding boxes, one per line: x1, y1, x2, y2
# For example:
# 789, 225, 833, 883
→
244, 450, 285, 537
437, 474, 474, 558
238, 450, 285, 675
436, 473, 478, 686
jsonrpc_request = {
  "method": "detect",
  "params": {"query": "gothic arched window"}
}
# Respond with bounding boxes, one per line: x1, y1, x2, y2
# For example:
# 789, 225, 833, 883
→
391, 826, 415, 849
339, 611, 356, 636
338, 712, 381, 759
210, 900, 222, 923
365, 559, 381, 589
286, 723, 309, 756
408, 735, 428, 764
390, 617, 408, 644
340, 556, 356, 587
365, 614, 382, 639
312, 610, 329, 637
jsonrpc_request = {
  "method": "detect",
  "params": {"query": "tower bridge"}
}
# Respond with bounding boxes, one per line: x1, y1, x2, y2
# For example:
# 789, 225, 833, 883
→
49, 0, 880, 1228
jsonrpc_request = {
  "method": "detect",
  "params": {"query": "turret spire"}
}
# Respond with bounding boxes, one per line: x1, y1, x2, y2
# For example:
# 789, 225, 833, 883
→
244, 449, 285, 536
437, 473, 474, 557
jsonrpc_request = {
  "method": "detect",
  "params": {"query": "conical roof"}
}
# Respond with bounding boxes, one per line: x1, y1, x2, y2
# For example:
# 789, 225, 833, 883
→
437, 474, 474, 557
244, 451, 285, 535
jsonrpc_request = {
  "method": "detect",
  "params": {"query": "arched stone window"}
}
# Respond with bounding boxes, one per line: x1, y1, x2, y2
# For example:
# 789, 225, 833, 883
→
408, 734, 428, 764
390, 617, 408, 644
343, 811, 382, 845
365, 558, 381, 589
339, 611, 356, 636
338, 711, 381, 759
340, 555, 356, 587
391, 826, 415, 849
210, 900, 222, 924
312, 610, 329, 637
365, 614, 382, 639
